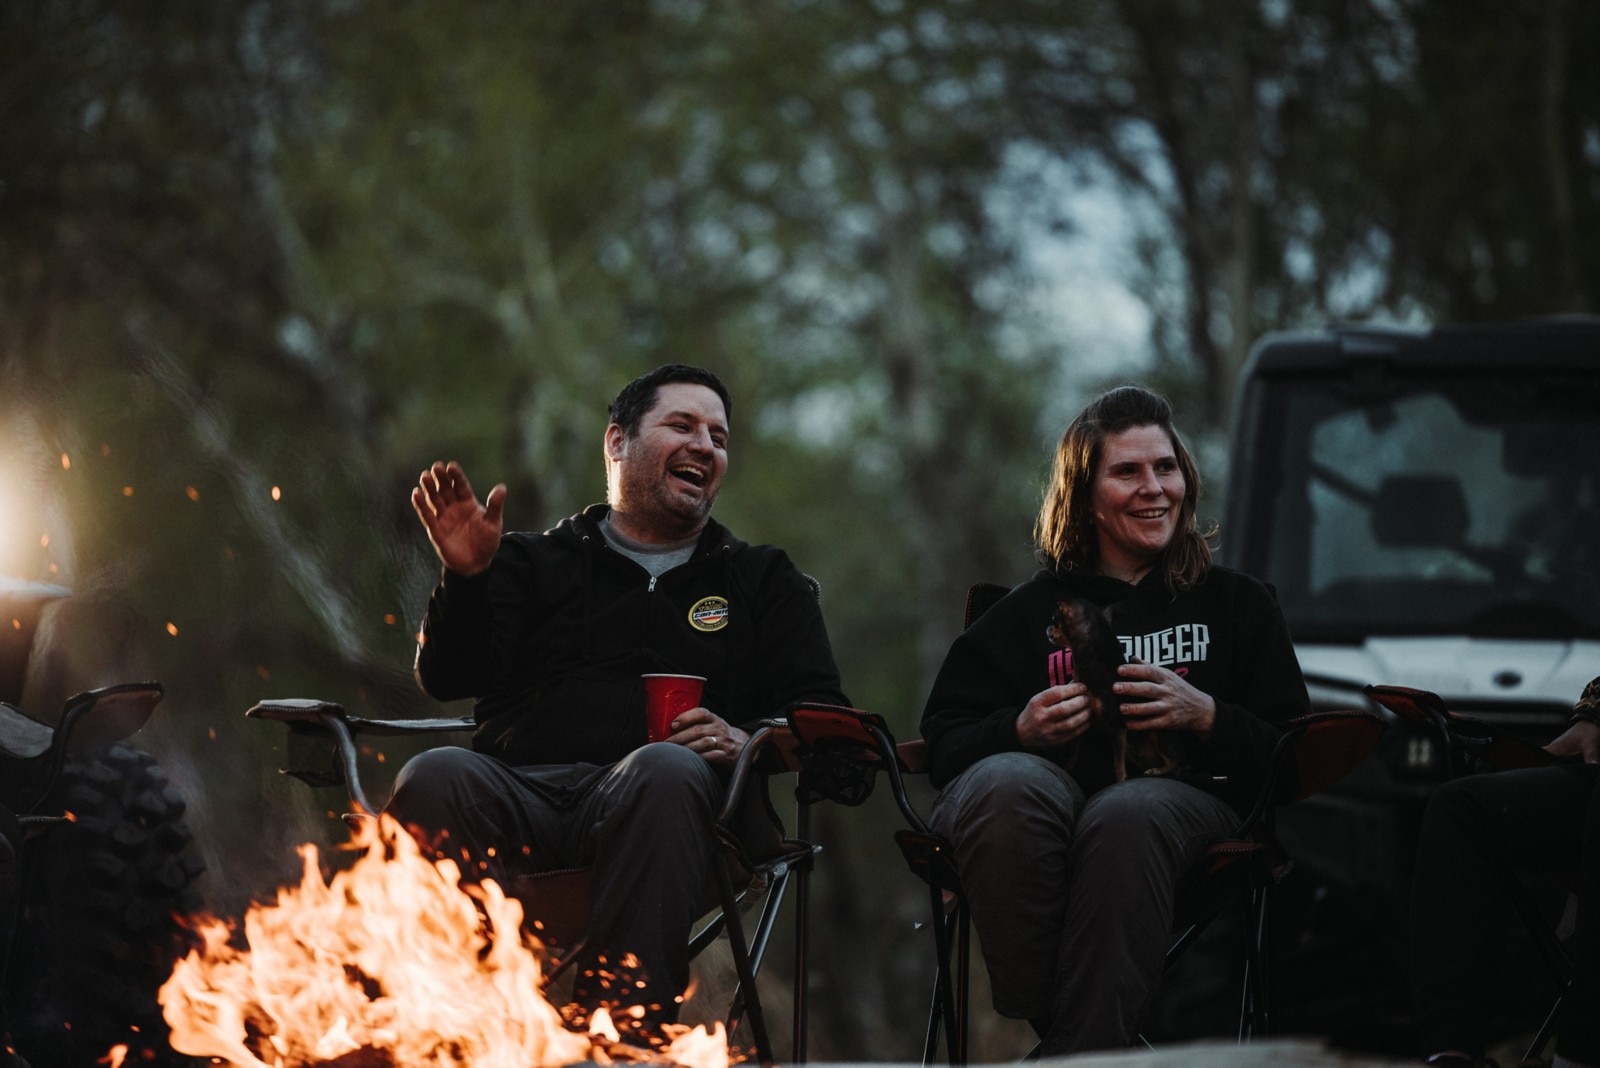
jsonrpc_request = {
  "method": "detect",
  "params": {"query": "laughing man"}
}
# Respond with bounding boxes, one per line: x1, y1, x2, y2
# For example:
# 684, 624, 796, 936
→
386, 364, 849, 1040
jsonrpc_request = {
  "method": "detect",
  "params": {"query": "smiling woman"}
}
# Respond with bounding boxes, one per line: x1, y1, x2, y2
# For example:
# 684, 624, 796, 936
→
918, 384, 1311, 1056
1088, 424, 1186, 584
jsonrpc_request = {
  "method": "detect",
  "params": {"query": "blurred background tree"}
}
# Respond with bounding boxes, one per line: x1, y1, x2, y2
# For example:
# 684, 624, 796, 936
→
2, 0, 1596, 1060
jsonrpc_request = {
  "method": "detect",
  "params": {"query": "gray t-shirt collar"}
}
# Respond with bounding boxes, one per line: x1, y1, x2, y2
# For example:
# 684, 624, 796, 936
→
598, 515, 698, 579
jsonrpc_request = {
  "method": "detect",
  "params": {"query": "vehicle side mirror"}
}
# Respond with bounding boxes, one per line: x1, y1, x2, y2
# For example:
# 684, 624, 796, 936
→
1370, 475, 1469, 549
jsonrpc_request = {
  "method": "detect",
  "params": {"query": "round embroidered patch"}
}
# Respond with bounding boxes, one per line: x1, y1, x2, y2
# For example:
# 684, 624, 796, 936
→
689, 595, 730, 632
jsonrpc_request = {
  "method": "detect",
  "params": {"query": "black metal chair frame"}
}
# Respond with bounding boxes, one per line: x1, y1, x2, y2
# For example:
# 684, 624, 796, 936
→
248, 698, 825, 1065
2, 681, 166, 828
780, 701, 970, 1064
857, 582, 1388, 1065
790, 697, 1386, 1064
1365, 683, 1579, 1066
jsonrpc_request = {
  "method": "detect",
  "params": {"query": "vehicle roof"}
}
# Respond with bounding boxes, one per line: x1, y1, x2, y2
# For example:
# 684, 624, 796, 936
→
1244, 317, 1600, 377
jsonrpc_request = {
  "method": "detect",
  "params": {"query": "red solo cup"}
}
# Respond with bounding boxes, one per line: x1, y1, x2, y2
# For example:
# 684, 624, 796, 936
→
642, 673, 707, 743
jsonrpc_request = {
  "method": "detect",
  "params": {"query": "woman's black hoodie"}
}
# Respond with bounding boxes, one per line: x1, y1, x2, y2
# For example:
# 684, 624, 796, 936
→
920, 565, 1308, 813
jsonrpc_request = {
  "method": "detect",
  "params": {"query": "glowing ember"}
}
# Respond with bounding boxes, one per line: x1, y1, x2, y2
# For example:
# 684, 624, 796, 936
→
159, 815, 730, 1068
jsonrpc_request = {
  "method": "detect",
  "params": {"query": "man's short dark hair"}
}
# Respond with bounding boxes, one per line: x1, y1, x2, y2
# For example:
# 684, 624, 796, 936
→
608, 365, 732, 437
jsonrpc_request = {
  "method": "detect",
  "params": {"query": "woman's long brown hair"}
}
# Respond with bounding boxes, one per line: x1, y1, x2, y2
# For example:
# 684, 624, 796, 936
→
1033, 385, 1213, 591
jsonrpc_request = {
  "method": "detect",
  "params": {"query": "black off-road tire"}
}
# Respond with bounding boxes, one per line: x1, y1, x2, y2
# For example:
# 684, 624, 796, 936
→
7, 743, 206, 1067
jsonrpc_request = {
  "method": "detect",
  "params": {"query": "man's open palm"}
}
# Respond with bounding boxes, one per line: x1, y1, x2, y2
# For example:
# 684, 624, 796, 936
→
412, 461, 506, 576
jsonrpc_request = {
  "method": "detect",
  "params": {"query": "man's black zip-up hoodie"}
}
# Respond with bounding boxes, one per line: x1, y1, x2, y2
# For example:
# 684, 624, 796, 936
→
415, 504, 849, 768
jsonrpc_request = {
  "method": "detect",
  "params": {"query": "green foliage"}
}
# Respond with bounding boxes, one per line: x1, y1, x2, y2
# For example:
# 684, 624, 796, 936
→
3, 0, 1598, 1058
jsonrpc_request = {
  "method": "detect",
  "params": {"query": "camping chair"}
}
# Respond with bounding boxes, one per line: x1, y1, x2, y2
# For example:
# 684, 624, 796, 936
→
778, 700, 969, 1064
805, 582, 1388, 1065
1364, 683, 1580, 1066
2, 682, 167, 822
248, 697, 828, 1065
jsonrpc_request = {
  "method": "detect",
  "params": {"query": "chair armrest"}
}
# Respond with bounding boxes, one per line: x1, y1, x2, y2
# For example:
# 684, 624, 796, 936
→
248, 698, 474, 736
786, 701, 928, 774
1285, 709, 1388, 801
895, 736, 929, 775
1362, 683, 1448, 727
1365, 683, 1574, 773
716, 719, 792, 827
1234, 709, 1386, 837
4, 683, 164, 815
787, 702, 892, 754
784, 702, 937, 834
59, 682, 164, 756
246, 698, 474, 814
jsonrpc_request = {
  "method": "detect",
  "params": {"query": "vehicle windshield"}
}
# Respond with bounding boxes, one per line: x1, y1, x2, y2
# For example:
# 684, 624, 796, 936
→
1239, 368, 1600, 641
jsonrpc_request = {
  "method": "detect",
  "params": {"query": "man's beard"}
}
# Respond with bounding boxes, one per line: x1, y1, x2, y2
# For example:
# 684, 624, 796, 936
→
618, 466, 717, 537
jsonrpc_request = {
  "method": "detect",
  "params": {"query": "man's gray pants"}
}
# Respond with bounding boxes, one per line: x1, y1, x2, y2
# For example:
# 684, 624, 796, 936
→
384, 741, 724, 1025
931, 751, 1237, 1055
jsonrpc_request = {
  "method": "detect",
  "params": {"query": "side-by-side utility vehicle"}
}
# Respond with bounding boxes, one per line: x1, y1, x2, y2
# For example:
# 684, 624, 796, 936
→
1218, 318, 1599, 1049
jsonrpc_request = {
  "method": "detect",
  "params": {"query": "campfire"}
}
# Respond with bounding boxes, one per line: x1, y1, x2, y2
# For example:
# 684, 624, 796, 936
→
157, 815, 731, 1068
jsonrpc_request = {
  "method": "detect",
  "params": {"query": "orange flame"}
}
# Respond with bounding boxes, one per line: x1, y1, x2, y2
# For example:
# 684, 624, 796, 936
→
158, 815, 729, 1067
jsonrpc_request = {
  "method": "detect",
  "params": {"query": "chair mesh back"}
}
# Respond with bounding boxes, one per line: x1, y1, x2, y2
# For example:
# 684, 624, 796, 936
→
1292, 715, 1385, 800
795, 739, 882, 806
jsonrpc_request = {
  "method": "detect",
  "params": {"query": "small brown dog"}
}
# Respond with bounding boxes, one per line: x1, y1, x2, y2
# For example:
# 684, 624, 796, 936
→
1047, 598, 1177, 782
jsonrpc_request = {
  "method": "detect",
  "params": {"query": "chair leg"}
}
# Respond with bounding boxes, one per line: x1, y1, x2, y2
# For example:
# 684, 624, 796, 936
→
792, 857, 810, 1064
1507, 879, 1573, 1067
541, 934, 591, 988
793, 804, 813, 1064
1237, 881, 1271, 1042
713, 855, 776, 1064
920, 884, 970, 1067
921, 971, 944, 1067
1256, 883, 1271, 1039
726, 870, 790, 1027
1522, 984, 1567, 1066
954, 900, 970, 1065
924, 882, 963, 1065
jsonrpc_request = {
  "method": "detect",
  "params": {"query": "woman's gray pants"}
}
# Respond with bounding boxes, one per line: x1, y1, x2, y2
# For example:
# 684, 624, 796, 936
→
931, 751, 1237, 1055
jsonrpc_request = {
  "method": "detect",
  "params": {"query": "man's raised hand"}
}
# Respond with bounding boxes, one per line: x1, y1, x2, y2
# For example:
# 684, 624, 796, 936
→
411, 461, 506, 576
